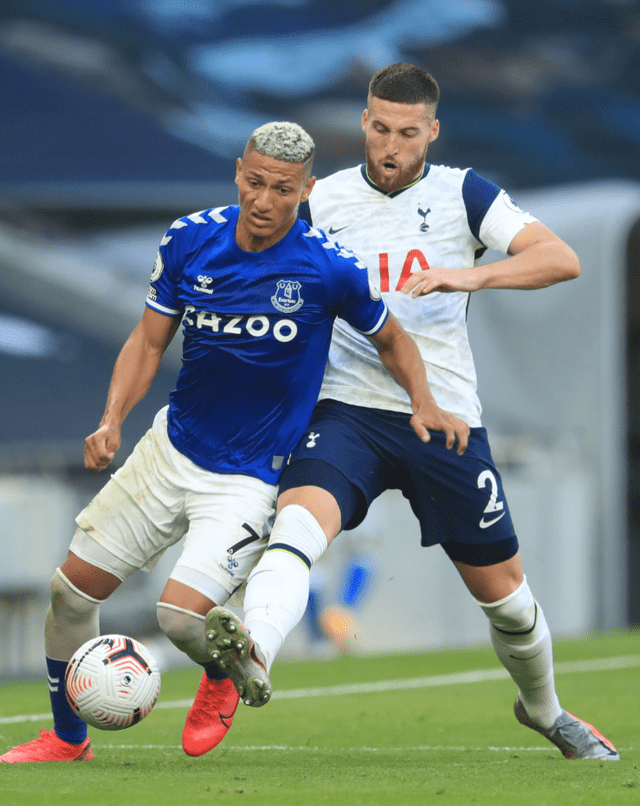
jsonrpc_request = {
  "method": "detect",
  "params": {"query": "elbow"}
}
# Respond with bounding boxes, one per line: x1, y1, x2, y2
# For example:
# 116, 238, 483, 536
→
556, 244, 580, 283
564, 251, 581, 281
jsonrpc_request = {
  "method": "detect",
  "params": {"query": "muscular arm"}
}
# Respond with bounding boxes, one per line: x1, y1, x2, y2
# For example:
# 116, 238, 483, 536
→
402, 222, 580, 297
366, 313, 469, 454
84, 307, 181, 471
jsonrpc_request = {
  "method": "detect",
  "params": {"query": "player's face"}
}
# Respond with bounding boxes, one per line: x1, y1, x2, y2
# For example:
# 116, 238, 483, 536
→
235, 149, 315, 252
362, 97, 439, 193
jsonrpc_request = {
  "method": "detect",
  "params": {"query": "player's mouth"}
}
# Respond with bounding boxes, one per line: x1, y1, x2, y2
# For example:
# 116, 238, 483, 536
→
381, 160, 397, 172
250, 213, 272, 226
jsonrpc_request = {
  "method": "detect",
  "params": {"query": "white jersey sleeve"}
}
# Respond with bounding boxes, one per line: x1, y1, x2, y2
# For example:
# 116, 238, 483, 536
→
479, 189, 538, 254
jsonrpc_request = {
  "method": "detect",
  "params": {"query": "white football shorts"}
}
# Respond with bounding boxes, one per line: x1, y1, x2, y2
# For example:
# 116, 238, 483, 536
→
71, 406, 275, 604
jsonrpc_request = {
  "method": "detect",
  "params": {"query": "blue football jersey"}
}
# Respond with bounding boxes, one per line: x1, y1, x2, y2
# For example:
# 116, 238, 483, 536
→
146, 205, 388, 484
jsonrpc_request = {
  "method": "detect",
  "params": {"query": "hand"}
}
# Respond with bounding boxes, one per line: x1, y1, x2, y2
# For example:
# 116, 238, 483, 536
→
402, 268, 482, 298
409, 404, 470, 455
84, 422, 121, 472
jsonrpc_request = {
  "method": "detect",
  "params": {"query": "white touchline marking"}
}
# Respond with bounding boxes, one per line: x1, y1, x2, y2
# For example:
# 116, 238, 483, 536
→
2, 654, 638, 725
96, 743, 556, 752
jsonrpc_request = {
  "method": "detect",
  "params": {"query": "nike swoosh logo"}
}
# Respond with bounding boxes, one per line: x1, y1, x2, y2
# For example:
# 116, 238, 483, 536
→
328, 225, 348, 235
509, 649, 544, 661
479, 512, 506, 529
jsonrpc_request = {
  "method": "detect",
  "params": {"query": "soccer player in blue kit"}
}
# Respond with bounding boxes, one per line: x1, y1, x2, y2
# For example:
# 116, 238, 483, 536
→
0, 121, 469, 763
207, 66, 620, 761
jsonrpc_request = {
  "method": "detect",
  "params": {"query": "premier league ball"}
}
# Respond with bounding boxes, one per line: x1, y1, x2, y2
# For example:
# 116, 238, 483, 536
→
65, 635, 161, 731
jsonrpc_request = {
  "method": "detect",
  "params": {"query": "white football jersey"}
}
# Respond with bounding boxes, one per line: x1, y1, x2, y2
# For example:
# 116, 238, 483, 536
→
303, 164, 538, 426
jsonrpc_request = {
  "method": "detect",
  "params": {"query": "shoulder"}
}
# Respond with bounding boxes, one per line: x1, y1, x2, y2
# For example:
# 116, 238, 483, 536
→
315, 165, 361, 187
296, 220, 367, 274
424, 164, 496, 196
161, 206, 237, 250
307, 165, 371, 227
312, 165, 363, 200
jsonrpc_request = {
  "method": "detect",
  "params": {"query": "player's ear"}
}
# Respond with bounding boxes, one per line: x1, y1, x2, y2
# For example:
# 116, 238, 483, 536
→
235, 158, 243, 186
301, 175, 316, 202
429, 119, 440, 144
361, 108, 369, 132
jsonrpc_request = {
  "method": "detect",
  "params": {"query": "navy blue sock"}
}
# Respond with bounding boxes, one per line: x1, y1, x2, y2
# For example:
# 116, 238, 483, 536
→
46, 657, 87, 744
203, 660, 228, 681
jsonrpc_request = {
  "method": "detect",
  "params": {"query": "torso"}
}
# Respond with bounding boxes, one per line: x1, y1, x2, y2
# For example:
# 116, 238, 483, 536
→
304, 164, 537, 426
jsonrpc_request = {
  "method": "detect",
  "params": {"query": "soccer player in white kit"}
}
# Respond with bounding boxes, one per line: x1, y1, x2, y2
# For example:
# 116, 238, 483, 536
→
207, 65, 620, 761
0, 120, 469, 764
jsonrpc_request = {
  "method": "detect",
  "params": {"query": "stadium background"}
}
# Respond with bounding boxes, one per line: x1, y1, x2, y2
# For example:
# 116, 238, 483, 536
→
0, 0, 639, 677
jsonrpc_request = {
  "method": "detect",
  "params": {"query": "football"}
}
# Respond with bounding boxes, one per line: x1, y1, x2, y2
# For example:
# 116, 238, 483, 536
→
65, 635, 161, 731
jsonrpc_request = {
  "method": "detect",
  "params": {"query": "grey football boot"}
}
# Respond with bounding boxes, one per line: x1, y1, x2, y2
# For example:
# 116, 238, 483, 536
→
514, 697, 620, 760
205, 606, 272, 707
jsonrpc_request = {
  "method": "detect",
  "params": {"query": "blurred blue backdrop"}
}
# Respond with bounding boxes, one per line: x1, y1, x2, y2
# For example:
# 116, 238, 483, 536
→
0, 2, 639, 672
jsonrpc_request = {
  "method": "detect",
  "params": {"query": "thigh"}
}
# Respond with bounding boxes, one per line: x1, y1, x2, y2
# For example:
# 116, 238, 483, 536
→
401, 427, 517, 548
73, 418, 188, 578
281, 399, 391, 530
61, 551, 122, 600
169, 473, 276, 604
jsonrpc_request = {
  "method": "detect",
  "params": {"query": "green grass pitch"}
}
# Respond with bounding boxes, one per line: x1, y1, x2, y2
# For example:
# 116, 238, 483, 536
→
1, 630, 638, 805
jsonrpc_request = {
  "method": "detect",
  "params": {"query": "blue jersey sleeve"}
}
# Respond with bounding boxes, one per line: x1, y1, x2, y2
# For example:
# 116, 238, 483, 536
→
462, 169, 502, 244
319, 235, 388, 336
146, 218, 185, 316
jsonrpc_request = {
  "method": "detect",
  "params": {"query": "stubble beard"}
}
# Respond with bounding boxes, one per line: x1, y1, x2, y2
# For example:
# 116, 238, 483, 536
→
365, 144, 426, 193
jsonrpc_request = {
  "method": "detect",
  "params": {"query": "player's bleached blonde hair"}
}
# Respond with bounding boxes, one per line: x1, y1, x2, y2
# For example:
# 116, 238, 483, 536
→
245, 121, 315, 174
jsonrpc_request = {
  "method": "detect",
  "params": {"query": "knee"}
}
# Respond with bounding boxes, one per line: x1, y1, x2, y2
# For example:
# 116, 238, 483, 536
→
477, 577, 537, 632
156, 603, 203, 646
269, 504, 330, 562
50, 568, 101, 623
156, 603, 209, 664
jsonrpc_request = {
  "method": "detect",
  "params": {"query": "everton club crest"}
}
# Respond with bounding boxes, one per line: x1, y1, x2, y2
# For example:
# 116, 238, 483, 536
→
271, 280, 304, 313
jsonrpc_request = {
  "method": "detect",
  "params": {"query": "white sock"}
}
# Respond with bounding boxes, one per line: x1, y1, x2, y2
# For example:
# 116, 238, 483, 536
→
45, 568, 101, 661
243, 505, 328, 670
156, 603, 209, 664
477, 577, 562, 729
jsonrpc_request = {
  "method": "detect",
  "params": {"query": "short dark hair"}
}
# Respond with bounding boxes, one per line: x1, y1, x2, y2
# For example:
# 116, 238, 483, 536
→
368, 63, 439, 110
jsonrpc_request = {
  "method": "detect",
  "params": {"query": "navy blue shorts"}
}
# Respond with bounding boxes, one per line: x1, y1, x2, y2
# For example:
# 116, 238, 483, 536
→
279, 399, 518, 567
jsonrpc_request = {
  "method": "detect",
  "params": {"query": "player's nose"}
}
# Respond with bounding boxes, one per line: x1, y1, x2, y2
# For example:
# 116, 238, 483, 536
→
254, 188, 272, 210
384, 132, 400, 153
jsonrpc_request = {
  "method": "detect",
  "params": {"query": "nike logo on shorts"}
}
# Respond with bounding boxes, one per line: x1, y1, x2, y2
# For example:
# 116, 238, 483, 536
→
479, 513, 506, 529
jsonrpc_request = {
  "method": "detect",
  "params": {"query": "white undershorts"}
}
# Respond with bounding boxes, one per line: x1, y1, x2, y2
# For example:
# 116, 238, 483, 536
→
71, 406, 275, 604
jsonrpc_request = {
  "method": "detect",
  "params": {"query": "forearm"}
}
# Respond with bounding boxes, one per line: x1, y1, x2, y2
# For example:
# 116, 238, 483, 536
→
471, 239, 580, 290
371, 321, 469, 453
403, 223, 581, 298
376, 330, 435, 413
99, 327, 165, 428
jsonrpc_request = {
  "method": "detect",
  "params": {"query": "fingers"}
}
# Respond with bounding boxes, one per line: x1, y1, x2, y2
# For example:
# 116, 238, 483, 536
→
444, 425, 455, 451
401, 272, 432, 298
84, 428, 119, 472
411, 411, 469, 454
455, 421, 469, 455
417, 423, 432, 444
444, 416, 470, 455
84, 443, 113, 472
